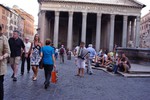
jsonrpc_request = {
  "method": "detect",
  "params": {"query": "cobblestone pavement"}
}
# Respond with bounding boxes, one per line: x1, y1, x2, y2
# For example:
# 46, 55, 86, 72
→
4, 57, 150, 100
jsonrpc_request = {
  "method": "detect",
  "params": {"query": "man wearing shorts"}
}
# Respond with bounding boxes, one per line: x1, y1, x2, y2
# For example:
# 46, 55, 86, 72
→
76, 42, 86, 77
9, 30, 25, 81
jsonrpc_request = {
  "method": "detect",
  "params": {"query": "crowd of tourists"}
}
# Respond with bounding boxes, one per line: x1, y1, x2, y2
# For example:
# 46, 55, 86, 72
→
73, 42, 131, 77
0, 24, 131, 100
95, 50, 131, 73
0, 25, 58, 99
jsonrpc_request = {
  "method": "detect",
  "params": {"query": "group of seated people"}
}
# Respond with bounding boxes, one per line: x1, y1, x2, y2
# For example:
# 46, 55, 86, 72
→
94, 51, 131, 73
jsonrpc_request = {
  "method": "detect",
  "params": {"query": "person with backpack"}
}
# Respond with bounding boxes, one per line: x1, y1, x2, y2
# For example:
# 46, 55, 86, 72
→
59, 45, 66, 63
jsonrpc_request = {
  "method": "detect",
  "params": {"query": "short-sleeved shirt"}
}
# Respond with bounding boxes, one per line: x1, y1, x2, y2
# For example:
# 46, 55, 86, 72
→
74, 46, 79, 57
86, 47, 96, 59
41, 46, 54, 65
24, 42, 31, 53
9, 37, 25, 57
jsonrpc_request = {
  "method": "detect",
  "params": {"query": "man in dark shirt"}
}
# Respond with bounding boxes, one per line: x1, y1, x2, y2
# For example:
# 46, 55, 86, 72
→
8, 30, 25, 81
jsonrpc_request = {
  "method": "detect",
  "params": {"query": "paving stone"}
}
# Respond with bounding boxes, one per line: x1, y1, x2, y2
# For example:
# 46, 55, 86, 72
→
3, 56, 150, 100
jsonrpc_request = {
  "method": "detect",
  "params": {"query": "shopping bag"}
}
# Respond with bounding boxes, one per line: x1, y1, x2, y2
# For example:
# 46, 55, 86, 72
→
51, 69, 58, 83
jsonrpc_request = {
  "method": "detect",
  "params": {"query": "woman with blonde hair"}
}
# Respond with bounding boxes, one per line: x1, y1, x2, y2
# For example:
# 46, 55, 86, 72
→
30, 34, 42, 81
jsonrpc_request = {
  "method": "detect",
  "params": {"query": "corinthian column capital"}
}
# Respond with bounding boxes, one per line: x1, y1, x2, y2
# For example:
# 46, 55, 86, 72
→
55, 11, 60, 16
123, 15, 128, 21
97, 13, 102, 17
136, 16, 140, 22
68, 11, 74, 16
110, 14, 115, 20
82, 12, 87, 16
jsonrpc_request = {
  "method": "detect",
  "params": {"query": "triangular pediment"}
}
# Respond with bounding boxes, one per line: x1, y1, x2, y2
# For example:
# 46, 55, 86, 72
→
38, 0, 145, 8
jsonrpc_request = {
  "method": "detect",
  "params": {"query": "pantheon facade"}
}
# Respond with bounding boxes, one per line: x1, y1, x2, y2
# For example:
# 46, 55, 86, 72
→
37, 0, 145, 51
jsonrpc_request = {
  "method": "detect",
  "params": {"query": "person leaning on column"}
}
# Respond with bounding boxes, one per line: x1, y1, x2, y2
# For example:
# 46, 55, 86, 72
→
0, 25, 11, 100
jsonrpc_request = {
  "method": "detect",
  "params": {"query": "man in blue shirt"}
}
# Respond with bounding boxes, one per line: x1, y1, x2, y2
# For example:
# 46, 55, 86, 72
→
41, 39, 56, 89
86, 44, 97, 75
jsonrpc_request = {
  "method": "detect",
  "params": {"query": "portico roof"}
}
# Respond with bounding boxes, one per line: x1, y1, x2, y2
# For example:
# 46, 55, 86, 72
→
38, 0, 145, 8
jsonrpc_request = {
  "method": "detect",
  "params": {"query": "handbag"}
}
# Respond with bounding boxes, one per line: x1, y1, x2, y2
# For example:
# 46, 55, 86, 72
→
51, 68, 58, 83
39, 59, 43, 69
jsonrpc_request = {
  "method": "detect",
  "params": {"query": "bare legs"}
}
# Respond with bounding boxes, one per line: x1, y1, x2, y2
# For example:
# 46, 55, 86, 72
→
76, 68, 84, 77
11, 64, 18, 81
81, 68, 84, 77
32, 66, 38, 80
76, 59, 85, 77
11, 64, 18, 77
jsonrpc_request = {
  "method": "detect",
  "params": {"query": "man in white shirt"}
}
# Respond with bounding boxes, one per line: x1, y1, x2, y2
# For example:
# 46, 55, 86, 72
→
21, 37, 31, 75
73, 45, 79, 66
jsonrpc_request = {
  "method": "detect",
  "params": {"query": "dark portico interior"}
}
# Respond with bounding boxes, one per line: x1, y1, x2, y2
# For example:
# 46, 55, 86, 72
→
45, 11, 133, 50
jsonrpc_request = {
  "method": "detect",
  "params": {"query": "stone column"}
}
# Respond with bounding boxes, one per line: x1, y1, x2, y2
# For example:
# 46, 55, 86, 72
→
131, 18, 135, 42
39, 11, 46, 43
135, 16, 140, 48
53, 11, 60, 48
127, 20, 130, 47
96, 13, 102, 51
67, 12, 73, 50
81, 12, 87, 43
109, 14, 115, 51
122, 15, 128, 47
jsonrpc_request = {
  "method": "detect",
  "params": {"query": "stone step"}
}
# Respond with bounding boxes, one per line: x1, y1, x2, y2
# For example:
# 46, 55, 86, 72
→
92, 66, 150, 78
129, 70, 150, 74
118, 72, 150, 78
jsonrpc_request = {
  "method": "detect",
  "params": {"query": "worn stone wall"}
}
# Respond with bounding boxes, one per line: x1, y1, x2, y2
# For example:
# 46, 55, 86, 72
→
140, 11, 150, 48
140, 32, 150, 48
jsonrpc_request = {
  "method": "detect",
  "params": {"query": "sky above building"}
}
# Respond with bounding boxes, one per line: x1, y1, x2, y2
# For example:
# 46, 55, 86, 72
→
0, 0, 150, 25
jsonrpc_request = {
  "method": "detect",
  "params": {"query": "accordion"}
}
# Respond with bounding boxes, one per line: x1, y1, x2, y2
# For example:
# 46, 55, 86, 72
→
78, 48, 89, 60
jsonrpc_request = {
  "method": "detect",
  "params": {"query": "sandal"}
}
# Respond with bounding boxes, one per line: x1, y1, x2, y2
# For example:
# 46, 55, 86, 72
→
75, 74, 80, 76
32, 77, 37, 81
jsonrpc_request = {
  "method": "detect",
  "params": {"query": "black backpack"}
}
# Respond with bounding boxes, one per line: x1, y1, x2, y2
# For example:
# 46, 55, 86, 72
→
60, 48, 64, 54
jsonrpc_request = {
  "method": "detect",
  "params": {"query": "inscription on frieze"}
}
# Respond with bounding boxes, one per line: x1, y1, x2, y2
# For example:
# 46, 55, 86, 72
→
41, 2, 141, 16
55, 3, 128, 13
